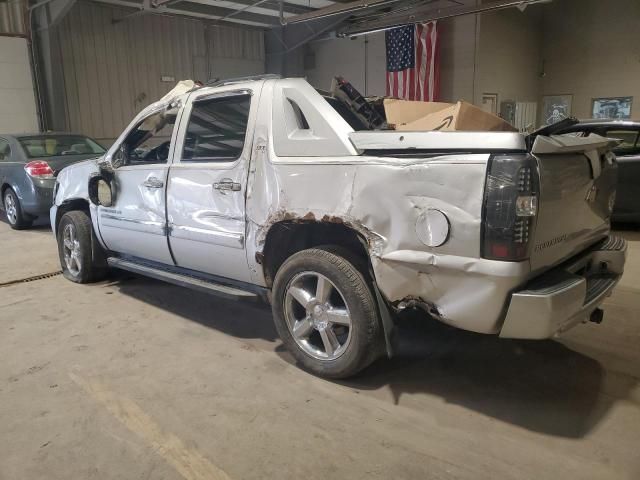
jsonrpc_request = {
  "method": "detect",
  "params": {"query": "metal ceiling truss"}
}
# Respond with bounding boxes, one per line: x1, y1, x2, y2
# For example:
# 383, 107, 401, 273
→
80, 0, 551, 43
90, 0, 333, 28
335, 0, 552, 36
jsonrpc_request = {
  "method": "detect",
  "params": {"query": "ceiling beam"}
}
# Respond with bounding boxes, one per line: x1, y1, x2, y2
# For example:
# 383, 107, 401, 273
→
91, 0, 277, 27
170, 0, 281, 24
339, 0, 552, 36
281, 0, 403, 24
172, 0, 312, 17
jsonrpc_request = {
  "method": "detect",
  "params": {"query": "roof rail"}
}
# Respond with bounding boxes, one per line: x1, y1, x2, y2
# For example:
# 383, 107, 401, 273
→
206, 74, 281, 87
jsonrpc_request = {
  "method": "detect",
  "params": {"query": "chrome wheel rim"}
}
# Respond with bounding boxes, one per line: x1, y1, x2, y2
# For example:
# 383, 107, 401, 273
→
4, 192, 17, 225
284, 272, 352, 361
62, 223, 82, 276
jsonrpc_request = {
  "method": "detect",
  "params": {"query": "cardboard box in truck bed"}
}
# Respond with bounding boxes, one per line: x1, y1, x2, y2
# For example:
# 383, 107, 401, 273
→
384, 98, 517, 132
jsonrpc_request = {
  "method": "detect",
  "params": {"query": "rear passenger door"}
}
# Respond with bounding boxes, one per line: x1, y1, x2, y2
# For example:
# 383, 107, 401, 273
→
166, 88, 257, 282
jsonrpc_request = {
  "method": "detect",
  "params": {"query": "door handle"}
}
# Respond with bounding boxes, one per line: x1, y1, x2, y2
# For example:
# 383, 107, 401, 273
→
213, 178, 241, 194
142, 177, 164, 189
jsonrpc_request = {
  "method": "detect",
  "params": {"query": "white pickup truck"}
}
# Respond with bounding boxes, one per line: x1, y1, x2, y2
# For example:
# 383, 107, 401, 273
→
51, 76, 626, 378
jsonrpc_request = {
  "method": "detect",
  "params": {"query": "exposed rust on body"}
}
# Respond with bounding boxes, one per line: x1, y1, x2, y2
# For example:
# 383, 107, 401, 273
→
393, 296, 444, 319
320, 214, 344, 224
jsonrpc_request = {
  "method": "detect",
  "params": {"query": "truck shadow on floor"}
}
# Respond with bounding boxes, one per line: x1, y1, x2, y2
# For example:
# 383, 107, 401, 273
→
113, 273, 636, 439
113, 272, 279, 342
341, 310, 637, 439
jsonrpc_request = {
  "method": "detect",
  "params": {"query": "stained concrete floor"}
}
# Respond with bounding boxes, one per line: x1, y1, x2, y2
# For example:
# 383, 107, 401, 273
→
1, 216, 639, 480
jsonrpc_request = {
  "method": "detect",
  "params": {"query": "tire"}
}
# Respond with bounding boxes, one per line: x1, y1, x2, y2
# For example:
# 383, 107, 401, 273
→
3, 188, 32, 230
272, 246, 383, 379
57, 210, 107, 283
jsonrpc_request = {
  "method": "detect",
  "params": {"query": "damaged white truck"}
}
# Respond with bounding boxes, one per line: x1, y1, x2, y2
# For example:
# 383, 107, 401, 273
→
51, 76, 627, 378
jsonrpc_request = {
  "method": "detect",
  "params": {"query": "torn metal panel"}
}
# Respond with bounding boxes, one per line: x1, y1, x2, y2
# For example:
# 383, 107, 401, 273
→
530, 133, 620, 155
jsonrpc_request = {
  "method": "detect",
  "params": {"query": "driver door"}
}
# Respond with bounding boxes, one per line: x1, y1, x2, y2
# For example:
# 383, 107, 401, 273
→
97, 108, 178, 265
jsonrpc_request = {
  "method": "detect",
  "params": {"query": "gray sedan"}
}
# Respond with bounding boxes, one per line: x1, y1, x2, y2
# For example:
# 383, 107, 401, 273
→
557, 120, 640, 223
0, 133, 105, 229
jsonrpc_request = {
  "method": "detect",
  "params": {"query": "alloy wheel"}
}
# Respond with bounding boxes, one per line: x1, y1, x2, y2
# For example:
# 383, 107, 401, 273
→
284, 271, 352, 360
62, 223, 82, 276
4, 192, 17, 225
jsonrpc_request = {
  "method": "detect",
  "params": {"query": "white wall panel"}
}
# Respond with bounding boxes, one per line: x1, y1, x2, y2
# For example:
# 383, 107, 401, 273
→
0, 36, 38, 133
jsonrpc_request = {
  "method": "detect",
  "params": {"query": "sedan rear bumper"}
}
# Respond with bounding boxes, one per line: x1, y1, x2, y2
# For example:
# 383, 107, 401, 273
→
21, 181, 55, 217
499, 235, 627, 339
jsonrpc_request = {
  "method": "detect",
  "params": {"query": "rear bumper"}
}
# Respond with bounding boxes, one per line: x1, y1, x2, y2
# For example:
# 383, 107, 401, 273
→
21, 180, 55, 217
499, 235, 627, 339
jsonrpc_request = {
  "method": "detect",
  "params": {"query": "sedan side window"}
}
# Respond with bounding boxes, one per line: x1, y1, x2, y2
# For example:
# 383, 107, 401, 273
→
0, 139, 10, 161
182, 94, 251, 162
606, 129, 640, 155
115, 110, 177, 166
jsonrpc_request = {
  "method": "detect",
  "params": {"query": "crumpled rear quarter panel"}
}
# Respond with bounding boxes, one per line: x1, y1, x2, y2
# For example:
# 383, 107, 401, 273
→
250, 153, 528, 335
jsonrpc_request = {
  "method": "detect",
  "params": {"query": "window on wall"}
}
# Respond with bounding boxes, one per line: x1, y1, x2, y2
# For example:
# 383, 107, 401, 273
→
182, 94, 251, 162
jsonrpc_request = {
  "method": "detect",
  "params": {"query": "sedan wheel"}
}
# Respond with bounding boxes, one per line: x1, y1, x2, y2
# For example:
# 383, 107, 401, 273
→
3, 189, 31, 229
4, 191, 17, 225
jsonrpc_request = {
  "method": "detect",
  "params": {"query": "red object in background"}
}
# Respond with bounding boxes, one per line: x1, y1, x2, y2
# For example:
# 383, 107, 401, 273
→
385, 22, 439, 102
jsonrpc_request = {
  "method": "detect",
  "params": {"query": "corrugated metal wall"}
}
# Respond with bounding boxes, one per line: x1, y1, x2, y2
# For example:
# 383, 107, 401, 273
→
56, 2, 265, 142
0, 0, 26, 36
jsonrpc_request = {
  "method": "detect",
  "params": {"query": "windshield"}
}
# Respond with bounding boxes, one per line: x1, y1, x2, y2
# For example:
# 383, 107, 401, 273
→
18, 135, 106, 158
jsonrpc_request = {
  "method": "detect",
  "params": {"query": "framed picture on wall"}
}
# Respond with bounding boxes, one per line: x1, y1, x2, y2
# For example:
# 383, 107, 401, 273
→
592, 97, 633, 119
481, 93, 498, 115
541, 94, 573, 125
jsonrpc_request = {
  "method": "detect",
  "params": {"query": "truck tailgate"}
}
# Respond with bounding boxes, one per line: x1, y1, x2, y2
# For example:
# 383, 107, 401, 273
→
529, 134, 619, 272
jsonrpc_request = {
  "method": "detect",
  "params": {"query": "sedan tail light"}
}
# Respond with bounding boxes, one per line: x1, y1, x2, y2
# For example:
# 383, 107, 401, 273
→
24, 160, 54, 178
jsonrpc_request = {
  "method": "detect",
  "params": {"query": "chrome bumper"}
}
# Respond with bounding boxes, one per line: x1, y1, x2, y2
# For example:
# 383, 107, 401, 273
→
499, 236, 627, 339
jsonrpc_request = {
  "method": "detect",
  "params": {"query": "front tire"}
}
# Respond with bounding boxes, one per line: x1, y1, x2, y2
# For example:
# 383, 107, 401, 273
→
272, 247, 383, 379
57, 210, 106, 283
4, 188, 32, 230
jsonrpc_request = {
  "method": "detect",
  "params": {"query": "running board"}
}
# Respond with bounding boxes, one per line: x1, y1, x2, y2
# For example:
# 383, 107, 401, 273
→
107, 257, 259, 301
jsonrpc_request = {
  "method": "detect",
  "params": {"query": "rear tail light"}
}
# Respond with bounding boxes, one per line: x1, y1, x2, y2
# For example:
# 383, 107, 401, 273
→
24, 160, 54, 178
482, 154, 539, 261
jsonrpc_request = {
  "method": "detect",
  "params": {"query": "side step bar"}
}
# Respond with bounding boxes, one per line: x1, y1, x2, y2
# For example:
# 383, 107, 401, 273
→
107, 257, 259, 301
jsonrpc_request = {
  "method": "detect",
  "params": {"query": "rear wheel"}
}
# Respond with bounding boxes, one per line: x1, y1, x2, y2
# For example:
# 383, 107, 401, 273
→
272, 246, 383, 379
4, 188, 32, 230
57, 210, 107, 283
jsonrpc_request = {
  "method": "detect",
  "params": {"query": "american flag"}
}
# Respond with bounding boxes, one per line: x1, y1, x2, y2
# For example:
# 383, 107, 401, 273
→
385, 22, 439, 101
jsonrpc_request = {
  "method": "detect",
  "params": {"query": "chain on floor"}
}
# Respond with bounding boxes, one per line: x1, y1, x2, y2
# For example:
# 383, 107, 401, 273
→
0, 271, 63, 288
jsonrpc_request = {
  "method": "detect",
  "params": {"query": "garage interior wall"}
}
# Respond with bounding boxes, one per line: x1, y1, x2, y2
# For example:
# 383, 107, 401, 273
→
541, 0, 640, 119
49, 2, 265, 144
301, 12, 532, 102
0, 36, 39, 133
303, 0, 639, 123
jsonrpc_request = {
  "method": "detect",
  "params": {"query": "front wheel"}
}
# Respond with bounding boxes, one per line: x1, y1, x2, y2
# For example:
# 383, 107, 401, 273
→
57, 210, 107, 283
272, 247, 383, 379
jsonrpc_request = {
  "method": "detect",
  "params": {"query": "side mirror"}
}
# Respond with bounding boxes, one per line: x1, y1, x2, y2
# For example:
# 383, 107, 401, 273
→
88, 172, 116, 207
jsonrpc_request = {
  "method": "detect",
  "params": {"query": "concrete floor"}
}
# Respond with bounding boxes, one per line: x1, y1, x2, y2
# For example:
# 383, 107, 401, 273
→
1, 217, 639, 480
